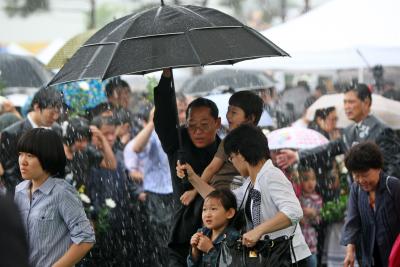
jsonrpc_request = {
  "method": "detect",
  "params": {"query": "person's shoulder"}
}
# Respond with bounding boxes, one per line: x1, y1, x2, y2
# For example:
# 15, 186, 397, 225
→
53, 178, 76, 193
15, 180, 30, 193
2, 119, 27, 135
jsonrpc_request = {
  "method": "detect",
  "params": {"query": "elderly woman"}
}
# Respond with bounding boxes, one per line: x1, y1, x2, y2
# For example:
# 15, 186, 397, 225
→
341, 141, 400, 267
177, 124, 311, 266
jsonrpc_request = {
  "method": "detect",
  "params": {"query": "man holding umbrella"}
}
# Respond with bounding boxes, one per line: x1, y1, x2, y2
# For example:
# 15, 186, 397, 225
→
277, 83, 400, 178
153, 69, 221, 266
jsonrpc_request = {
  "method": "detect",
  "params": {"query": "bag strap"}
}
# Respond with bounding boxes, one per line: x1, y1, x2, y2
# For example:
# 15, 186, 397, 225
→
238, 182, 252, 210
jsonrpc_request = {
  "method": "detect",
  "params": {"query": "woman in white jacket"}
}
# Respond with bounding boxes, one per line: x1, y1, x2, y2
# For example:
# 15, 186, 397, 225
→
177, 124, 311, 266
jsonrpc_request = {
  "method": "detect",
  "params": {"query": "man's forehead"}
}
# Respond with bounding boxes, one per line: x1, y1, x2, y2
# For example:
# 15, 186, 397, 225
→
187, 106, 214, 120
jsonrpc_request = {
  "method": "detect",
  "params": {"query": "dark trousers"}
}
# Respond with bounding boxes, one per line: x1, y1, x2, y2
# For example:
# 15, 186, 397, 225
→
168, 244, 189, 267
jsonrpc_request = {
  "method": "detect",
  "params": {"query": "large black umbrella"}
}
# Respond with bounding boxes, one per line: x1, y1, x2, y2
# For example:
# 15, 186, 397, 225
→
0, 54, 53, 89
48, 3, 288, 85
48, 1, 288, 155
180, 68, 276, 96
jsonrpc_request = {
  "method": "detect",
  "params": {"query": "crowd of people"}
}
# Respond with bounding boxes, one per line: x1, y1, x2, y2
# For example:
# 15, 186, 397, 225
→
0, 70, 400, 267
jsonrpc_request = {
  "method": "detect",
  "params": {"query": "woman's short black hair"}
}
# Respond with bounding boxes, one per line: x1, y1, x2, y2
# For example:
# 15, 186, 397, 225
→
224, 124, 270, 166
63, 117, 91, 146
345, 141, 384, 172
186, 97, 219, 120
229, 91, 264, 125
344, 83, 372, 106
17, 128, 66, 177
205, 188, 237, 212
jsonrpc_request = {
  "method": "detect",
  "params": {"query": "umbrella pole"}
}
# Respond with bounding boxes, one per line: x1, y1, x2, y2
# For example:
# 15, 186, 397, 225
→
170, 69, 186, 163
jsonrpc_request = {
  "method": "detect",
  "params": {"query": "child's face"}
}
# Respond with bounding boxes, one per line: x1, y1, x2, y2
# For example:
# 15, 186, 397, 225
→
202, 197, 234, 231
226, 105, 247, 131
301, 172, 317, 194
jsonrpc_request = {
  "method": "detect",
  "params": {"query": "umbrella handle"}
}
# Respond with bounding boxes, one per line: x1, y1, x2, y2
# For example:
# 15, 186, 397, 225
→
178, 149, 188, 181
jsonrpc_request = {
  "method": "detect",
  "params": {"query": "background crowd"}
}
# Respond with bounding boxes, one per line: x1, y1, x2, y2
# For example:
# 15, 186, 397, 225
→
0, 71, 400, 267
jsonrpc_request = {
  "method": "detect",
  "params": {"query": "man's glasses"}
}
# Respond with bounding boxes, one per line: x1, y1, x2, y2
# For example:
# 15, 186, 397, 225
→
186, 123, 212, 133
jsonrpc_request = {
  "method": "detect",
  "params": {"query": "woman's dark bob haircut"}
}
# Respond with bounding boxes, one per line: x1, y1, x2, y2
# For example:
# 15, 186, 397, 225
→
17, 128, 66, 177
345, 141, 383, 173
224, 124, 270, 166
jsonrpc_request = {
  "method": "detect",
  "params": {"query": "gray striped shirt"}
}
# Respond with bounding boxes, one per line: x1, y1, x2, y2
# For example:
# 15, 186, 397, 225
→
14, 177, 95, 267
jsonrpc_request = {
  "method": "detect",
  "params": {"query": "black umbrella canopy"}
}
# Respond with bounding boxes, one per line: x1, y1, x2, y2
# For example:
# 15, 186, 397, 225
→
181, 68, 276, 95
49, 4, 288, 86
0, 54, 53, 88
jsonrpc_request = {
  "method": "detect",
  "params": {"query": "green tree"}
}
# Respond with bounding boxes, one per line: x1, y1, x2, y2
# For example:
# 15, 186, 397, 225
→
5, 0, 49, 17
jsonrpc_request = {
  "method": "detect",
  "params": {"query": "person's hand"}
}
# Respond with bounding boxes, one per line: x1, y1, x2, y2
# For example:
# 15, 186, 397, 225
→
89, 125, 104, 148
343, 251, 355, 267
343, 244, 355, 267
303, 207, 317, 218
275, 149, 298, 170
129, 170, 144, 183
176, 161, 195, 179
162, 68, 172, 78
197, 235, 214, 253
138, 192, 147, 202
190, 232, 202, 247
242, 228, 262, 248
2, 100, 17, 113
180, 189, 198, 206
148, 108, 155, 124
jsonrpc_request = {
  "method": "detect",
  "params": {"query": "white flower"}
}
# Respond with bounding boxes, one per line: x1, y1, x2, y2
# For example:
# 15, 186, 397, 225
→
80, 193, 91, 204
78, 81, 90, 91
105, 198, 116, 209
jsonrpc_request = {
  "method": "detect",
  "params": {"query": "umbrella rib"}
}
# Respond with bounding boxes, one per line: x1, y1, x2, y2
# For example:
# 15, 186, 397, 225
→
120, 32, 184, 42
175, 5, 217, 27
185, 32, 203, 66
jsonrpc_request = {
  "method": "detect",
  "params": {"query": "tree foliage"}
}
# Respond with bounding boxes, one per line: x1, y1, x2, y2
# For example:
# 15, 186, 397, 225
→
5, 0, 50, 17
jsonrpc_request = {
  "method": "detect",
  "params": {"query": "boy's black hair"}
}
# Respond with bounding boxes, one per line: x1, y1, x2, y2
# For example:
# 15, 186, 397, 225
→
229, 91, 264, 125
205, 188, 237, 212
105, 77, 130, 98
17, 128, 66, 177
224, 124, 270, 166
345, 141, 383, 172
186, 97, 219, 120
31, 86, 63, 110
91, 115, 116, 129
344, 83, 372, 106
63, 117, 91, 146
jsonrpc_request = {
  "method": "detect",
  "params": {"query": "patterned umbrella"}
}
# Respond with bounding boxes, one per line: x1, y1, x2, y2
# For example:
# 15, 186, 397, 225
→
267, 127, 329, 150
56, 79, 107, 114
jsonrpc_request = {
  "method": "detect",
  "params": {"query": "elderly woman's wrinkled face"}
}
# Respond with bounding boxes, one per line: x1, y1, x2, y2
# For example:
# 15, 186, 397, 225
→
352, 168, 381, 192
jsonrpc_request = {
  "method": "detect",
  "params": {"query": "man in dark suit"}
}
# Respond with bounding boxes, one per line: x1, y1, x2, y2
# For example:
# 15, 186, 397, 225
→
154, 69, 221, 267
0, 195, 29, 267
0, 87, 63, 195
276, 83, 400, 177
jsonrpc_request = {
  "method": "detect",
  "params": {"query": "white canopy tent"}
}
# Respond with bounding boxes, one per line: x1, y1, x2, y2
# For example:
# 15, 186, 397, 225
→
234, 0, 400, 70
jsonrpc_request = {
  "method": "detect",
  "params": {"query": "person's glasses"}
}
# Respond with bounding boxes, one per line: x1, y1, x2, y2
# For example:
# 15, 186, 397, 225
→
187, 123, 212, 133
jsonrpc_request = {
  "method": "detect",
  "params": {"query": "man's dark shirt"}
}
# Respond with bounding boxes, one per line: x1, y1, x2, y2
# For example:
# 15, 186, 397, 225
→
153, 76, 220, 255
